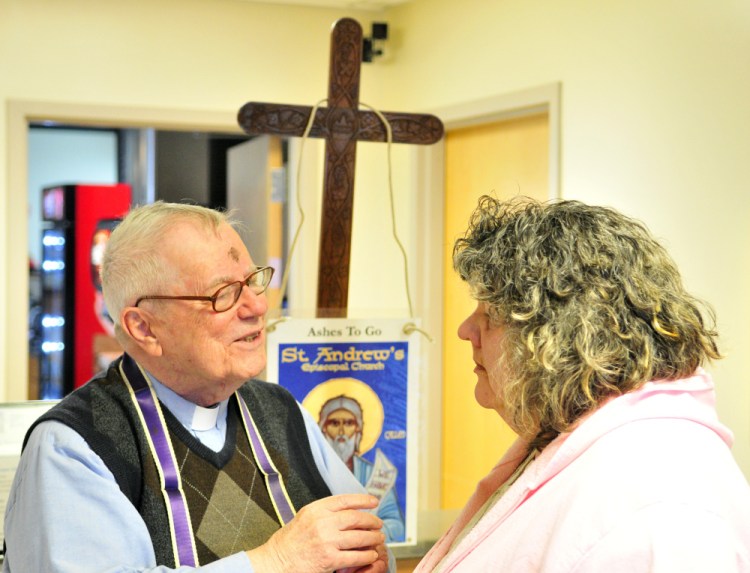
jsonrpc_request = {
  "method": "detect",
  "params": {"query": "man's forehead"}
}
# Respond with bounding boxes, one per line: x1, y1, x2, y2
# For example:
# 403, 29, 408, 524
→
165, 224, 253, 290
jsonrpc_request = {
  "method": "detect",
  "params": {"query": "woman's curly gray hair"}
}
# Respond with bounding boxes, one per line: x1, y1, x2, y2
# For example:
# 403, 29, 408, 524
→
453, 195, 721, 449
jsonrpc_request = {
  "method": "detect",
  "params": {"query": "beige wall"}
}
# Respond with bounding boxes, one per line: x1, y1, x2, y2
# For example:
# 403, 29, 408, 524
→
0, 0, 399, 400
2, 0, 749, 488
385, 0, 750, 477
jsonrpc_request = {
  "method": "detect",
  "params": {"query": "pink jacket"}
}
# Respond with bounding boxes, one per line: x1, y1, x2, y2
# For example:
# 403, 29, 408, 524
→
416, 369, 750, 572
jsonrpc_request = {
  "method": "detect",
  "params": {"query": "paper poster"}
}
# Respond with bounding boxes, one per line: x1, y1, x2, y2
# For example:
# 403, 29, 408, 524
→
266, 318, 418, 546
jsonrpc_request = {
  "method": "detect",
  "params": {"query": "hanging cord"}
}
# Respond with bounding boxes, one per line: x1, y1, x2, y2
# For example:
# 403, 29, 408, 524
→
268, 98, 433, 343
359, 102, 432, 342
275, 99, 327, 309
267, 98, 327, 333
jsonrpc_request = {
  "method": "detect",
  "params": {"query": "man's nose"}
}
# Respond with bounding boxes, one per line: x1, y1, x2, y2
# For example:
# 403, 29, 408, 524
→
237, 284, 268, 317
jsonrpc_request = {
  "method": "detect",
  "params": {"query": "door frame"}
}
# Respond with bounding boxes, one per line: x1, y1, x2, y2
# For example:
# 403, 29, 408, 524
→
409, 83, 561, 540
4, 100, 242, 401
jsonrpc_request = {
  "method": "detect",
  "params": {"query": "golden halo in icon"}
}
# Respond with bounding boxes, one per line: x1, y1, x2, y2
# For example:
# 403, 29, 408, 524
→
302, 377, 384, 455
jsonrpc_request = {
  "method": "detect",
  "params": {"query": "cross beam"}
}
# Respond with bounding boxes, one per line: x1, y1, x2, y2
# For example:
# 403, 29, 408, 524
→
238, 18, 443, 317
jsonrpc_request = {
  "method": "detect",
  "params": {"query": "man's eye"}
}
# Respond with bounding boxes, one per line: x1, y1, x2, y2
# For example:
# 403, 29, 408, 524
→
215, 286, 235, 301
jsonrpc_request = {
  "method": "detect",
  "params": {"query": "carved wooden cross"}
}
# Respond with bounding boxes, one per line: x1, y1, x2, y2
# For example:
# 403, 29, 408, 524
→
237, 17, 443, 318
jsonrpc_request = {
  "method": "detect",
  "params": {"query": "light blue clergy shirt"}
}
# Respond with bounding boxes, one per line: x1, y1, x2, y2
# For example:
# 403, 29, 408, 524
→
3, 376, 395, 572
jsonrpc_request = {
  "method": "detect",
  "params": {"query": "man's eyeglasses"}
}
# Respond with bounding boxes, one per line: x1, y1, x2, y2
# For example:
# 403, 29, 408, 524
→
134, 266, 274, 313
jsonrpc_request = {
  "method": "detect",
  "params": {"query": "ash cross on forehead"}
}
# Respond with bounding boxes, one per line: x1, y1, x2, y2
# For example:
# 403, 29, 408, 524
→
237, 17, 444, 318
228, 246, 240, 263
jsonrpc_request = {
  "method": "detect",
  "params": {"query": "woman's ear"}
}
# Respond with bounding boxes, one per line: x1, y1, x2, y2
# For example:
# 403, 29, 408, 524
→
121, 307, 163, 357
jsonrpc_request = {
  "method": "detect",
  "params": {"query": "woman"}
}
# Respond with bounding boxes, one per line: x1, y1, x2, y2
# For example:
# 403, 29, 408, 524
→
417, 196, 750, 572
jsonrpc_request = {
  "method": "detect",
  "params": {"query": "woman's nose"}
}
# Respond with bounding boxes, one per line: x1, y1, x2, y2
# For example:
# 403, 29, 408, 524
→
457, 309, 480, 347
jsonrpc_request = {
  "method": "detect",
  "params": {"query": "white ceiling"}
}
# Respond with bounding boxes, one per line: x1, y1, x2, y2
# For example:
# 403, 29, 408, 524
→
240, 0, 410, 11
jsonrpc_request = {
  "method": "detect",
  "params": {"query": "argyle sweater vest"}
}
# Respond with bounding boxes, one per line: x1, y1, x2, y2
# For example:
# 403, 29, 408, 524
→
25, 356, 332, 567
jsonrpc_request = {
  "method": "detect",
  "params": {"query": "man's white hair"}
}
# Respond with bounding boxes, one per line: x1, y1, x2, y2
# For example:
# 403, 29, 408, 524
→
101, 200, 238, 342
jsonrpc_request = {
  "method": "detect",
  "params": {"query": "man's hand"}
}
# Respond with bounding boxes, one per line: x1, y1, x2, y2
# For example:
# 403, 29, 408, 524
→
342, 541, 390, 573
246, 494, 388, 573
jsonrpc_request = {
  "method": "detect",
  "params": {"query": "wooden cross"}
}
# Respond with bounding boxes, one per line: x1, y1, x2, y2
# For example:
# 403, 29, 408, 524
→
237, 17, 444, 318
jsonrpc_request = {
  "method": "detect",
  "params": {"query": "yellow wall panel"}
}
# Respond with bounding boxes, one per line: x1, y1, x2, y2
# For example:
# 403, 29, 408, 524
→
442, 113, 549, 509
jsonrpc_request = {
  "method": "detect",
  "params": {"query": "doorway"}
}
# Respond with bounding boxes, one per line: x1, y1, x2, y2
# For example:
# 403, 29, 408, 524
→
405, 84, 561, 541
441, 111, 551, 509
11, 102, 256, 400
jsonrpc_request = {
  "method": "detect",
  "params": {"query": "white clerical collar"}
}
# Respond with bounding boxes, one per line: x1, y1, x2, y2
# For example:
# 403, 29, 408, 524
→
145, 371, 229, 433
191, 403, 220, 431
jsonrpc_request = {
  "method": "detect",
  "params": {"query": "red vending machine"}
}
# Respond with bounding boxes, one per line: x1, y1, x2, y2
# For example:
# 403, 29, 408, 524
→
39, 183, 131, 398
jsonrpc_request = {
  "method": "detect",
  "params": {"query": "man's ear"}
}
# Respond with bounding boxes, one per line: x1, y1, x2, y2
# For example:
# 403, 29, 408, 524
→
121, 308, 163, 356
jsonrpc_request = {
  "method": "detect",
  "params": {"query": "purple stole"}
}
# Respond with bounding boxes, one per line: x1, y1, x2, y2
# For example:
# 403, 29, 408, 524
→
120, 354, 296, 566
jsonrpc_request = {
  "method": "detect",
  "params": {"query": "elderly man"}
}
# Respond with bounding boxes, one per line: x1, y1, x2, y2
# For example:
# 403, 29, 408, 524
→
318, 396, 405, 542
3, 202, 392, 573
